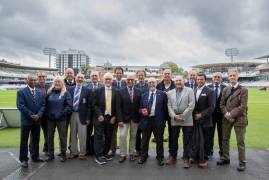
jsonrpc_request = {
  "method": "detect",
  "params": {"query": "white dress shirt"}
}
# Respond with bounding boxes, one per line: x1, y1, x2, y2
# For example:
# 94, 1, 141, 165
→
148, 89, 157, 117
196, 85, 205, 101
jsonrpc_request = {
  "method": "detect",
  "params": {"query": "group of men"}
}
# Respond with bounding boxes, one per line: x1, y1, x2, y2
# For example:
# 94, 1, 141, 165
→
17, 66, 248, 172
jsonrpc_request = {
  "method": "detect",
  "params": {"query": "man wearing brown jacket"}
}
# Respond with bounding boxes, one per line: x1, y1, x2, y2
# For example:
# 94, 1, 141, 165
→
217, 69, 248, 172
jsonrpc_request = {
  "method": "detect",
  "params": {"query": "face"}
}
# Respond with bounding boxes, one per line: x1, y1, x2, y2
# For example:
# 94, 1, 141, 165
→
163, 71, 171, 81
137, 71, 145, 82
148, 81, 156, 91
175, 78, 184, 90
213, 74, 222, 85
38, 73, 46, 84
115, 69, 123, 80
189, 71, 197, 81
65, 69, 74, 81
54, 79, 62, 90
126, 77, 135, 87
91, 74, 98, 83
105, 77, 112, 87
76, 75, 84, 85
228, 72, 238, 85
27, 76, 36, 88
196, 75, 206, 87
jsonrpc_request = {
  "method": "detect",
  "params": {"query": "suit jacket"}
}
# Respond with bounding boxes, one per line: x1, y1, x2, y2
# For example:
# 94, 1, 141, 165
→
167, 87, 195, 126
117, 86, 141, 123
93, 86, 118, 120
184, 81, 198, 90
193, 86, 216, 127
87, 82, 104, 91
36, 83, 50, 120
220, 85, 248, 127
69, 86, 93, 125
112, 79, 127, 89
134, 82, 149, 94
139, 90, 167, 130
64, 78, 76, 88
16, 87, 45, 126
207, 83, 226, 115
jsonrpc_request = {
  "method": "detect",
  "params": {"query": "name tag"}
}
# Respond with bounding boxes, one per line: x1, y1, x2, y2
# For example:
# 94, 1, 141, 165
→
82, 98, 87, 103
201, 93, 207, 96
58, 96, 62, 99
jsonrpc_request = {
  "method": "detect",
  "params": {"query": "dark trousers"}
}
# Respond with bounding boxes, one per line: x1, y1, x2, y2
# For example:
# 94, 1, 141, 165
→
47, 120, 67, 157
20, 124, 40, 162
135, 128, 142, 153
169, 126, 193, 160
94, 115, 114, 158
141, 118, 164, 160
111, 122, 118, 153
86, 121, 94, 155
202, 126, 211, 160
167, 118, 172, 152
209, 112, 223, 156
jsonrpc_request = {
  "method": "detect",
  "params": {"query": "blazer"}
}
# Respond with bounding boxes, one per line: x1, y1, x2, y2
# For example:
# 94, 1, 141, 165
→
117, 86, 141, 123
220, 85, 248, 127
167, 87, 195, 126
207, 83, 226, 114
16, 87, 45, 126
112, 79, 127, 89
93, 86, 118, 120
64, 78, 76, 88
69, 86, 93, 125
139, 90, 167, 130
87, 82, 104, 91
184, 81, 198, 90
134, 82, 149, 94
193, 86, 216, 127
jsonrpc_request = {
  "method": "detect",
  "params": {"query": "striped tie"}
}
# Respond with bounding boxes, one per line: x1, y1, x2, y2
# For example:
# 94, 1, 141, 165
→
73, 86, 81, 112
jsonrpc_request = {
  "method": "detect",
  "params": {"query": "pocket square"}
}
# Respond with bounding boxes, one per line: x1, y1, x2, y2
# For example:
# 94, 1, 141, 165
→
201, 93, 207, 96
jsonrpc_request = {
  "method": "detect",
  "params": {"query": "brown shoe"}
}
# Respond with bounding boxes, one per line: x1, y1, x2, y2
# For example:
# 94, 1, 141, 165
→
198, 160, 208, 168
79, 154, 86, 160
119, 156, 126, 163
165, 156, 176, 165
129, 154, 136, 161
183, 159, 190, 168
68, 153, 78, 159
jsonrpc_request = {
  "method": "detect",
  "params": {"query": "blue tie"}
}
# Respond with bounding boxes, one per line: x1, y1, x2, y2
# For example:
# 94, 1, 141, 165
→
73, 86, 80, 111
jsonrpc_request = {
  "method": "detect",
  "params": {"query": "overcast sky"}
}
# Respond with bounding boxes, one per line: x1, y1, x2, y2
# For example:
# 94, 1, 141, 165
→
0, 0, 268, 69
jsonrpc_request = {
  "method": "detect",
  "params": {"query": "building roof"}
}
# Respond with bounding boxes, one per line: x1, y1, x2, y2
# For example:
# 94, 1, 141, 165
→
0, 60, 58, 71
192, 62, 261, 69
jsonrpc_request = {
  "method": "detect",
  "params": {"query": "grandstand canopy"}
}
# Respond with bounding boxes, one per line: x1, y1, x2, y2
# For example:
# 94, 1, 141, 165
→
192, 62, 261, 69
255, 55, 269, 63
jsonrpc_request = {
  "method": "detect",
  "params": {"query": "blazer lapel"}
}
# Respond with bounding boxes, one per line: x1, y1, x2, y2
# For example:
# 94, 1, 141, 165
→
197, 87, 206, 104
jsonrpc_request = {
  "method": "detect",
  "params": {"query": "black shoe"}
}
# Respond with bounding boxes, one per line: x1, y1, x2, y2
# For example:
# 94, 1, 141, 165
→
32, 157, 45, 163
21, 161, 28, 168
158, 159, 164, 166
60, 156, 67, 162
237, 164, 246, 172
45, 156, 55, 162
119, 156, 126, 163
95, 157, 107, 165
163, 138, 168, 142
138, 156, 147, 164
217, 159, 230, 166
57, 152, 62, 157
103, 154, 113, 161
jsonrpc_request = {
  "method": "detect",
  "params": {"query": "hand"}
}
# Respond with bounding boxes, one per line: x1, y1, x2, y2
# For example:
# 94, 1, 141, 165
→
174, 115, 183, 122
110, 116, 116, 124
224, 112, 232, 121
194, 113, 202, 121
31, 115, 39, 121
118, 122, 124, 127
98, 115, 104, 122
142, 108, 148, 116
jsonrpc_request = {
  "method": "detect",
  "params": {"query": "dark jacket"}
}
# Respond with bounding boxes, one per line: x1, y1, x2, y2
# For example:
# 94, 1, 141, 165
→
64, 78, 76, 88
69, 86, 93, 125
134, 82, 149, 94
193, 86, 216, 127
46, 89, 72, 121
112, 79, 127, 89
139, 90, 168, 130
207, 83, 226, 114
93, 86, 118, 120
117, 86, 141, 123
16, 87, 45, 126
156, 80, 175, 92
185, 81, 198, 90
87, 82, 104, 92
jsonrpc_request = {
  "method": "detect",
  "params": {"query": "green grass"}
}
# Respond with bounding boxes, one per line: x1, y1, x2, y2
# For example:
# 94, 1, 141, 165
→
0, 88, 269, 149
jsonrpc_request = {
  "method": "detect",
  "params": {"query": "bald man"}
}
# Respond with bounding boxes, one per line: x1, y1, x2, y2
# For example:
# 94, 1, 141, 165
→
117, 74, 142, 163
64, 68, 76, 88
185, 69, 197, 90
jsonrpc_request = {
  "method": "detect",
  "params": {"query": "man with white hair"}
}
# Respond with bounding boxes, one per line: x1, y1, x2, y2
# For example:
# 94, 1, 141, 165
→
94, 72, 118, 165
87, 71, 104, 91
138, 77, 168, 166
166, 76, 195, 168
117, 74, 142, 163
68, 73, 93, 160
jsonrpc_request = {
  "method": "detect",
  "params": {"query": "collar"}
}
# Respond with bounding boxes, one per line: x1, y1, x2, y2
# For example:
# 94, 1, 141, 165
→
197, 84, 206, 90
149, 89, 157, 94
105, 86, 112, 90
28, 85, 35, 92
230, 82, 239, 89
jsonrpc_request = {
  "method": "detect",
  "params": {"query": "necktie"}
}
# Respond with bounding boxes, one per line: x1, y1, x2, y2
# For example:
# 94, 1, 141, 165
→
215, 85, 219, 98
176, 90, 181, 105
190, 83, 194, 89
128, 87, 133, 102
148, 92, 154, 114
117, 81, 121, 88
73, 86, 81, 111
31, 89, 36, 104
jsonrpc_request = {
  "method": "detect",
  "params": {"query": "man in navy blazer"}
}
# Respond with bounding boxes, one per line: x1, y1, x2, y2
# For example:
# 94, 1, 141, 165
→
68, 73, 93, 160
207, 72, 226, 159
16, 74, 45, 168
138, 77, 168, 166
184, 69, 198, 90
193, 73, 216, 168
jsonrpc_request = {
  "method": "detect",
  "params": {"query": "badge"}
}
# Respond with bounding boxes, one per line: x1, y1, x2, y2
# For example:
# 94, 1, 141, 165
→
83, 98, 86, 103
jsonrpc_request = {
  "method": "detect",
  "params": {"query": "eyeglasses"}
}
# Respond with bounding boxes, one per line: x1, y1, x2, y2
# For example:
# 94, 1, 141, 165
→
213, 76, 221, 78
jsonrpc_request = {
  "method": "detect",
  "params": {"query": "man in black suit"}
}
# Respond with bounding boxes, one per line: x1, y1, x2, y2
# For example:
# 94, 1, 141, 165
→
117, 74, 141, 163
207, 72, 226, 159
193, 73, 215, 168
111, 66, 126, 156
184, 69, 197, 90
68, 73, 93, 160
94, 72, 118, 165
86, 71, 104, 155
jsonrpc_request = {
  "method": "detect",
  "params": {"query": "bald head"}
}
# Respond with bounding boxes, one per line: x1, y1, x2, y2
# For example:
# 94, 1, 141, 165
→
27, 74, 37, 88
163, 69, 172, 82
188, 70, 197, 81
175, 75, 184, 90
75, 73, 84, 85
65, 68, 74, 81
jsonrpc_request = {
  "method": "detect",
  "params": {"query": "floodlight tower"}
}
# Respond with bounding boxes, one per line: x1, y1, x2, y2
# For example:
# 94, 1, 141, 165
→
43, 48, 57, 68
225, 48, 239, 63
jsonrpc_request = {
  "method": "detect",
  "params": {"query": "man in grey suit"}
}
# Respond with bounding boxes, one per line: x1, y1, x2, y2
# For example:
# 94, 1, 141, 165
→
166, 76, 195, 168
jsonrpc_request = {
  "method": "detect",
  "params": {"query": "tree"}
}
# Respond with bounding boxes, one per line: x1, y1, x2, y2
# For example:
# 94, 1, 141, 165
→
80, 65, 92, 76
161, 61, 184, 74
